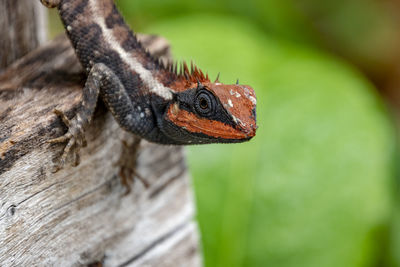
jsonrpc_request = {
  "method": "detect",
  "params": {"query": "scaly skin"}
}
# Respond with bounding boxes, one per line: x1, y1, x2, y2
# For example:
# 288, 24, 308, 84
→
41, 0, 257, 170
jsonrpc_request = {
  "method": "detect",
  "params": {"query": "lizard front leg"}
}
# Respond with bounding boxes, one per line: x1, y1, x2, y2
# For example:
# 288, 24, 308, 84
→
49, 63, 102, 171
49, 63, 141, 172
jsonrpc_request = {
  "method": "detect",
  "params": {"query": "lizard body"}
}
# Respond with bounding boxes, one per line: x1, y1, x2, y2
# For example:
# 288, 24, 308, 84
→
40, 0, 257, 168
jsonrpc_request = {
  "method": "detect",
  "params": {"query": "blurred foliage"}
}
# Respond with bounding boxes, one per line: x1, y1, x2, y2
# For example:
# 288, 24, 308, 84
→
120, 0, 399, 266
117, 0, 400, 76
144, 15, 397, 267
50, 0, 400, 266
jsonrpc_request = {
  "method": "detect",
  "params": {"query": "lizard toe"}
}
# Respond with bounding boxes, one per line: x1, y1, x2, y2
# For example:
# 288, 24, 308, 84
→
49, 109, 87, 170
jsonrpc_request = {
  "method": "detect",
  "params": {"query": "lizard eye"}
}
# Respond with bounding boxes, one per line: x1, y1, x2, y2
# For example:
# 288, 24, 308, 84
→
200, 98, 208, 109
195, 91, 215, 116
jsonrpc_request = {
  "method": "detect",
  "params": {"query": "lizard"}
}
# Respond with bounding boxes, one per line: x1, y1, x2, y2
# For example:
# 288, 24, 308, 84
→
39, 0, 257, 170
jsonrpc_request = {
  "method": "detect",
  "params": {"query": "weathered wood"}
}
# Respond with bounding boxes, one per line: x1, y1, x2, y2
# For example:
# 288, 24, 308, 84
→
0, 34, 201, 266
0, 0, 47, 70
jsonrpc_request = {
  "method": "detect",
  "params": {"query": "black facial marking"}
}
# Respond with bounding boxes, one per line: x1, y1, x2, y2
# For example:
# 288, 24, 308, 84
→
176, 88, 234, 127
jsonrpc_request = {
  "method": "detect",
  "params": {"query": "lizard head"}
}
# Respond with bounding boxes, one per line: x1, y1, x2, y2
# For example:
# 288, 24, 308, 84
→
164, 81, 257, 144
157, 64, 257, 145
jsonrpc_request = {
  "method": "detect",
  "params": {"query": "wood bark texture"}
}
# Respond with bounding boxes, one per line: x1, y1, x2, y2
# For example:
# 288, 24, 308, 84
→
0, 0, 47, 70
0, 30, 201, 267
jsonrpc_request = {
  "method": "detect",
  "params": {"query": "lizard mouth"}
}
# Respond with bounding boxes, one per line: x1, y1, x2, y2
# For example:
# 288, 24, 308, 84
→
167, 105, 255, 140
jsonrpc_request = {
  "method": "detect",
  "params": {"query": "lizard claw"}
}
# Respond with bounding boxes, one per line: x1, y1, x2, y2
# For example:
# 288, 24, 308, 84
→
54, 109, 71, 127
48, 109, 87, 172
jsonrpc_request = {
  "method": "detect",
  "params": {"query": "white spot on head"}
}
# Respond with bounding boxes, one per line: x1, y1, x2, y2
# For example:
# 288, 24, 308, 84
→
231, 115, 245, 127
237, 118, 246, 127
243, 87, 256, 105
230, 89, 241, 98
231, 114, 238, 124
227, 99, 233, 108
66, 25, 72, 32
140, 112, 145, 118
249, 96, 256, 105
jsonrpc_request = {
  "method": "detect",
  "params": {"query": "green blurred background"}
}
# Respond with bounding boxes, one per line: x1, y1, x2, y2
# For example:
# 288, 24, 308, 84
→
50, 1, 400, 266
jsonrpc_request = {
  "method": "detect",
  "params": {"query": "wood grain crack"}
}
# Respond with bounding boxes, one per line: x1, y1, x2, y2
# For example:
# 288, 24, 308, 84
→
117, 219, 191, 267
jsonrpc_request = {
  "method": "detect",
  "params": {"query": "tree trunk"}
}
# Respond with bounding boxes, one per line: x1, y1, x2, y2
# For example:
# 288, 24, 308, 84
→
0, 0, 46, 70
0, 2, 201, 266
